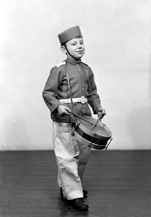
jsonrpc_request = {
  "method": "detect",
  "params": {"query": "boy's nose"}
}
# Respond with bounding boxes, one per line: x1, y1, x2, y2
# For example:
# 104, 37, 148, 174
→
77, 43, 82, 48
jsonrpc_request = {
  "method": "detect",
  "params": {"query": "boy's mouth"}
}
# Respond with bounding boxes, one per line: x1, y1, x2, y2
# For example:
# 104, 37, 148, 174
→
77, 50, 83, 54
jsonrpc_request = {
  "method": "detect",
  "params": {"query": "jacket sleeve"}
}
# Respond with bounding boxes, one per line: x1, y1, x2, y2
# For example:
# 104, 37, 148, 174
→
87, 67, 102, 114
42, 67, 62, 112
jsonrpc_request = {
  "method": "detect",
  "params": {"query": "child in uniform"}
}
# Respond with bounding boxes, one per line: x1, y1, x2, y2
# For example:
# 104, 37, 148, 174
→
43, 26, 106, 210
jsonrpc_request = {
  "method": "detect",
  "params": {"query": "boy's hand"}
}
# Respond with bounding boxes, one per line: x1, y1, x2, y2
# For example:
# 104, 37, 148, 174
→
97, 107, 106, 119
58, 105, 71, 116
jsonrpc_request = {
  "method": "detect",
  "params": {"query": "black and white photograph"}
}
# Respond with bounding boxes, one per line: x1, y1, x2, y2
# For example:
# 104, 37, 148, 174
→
0, 0, 151, 216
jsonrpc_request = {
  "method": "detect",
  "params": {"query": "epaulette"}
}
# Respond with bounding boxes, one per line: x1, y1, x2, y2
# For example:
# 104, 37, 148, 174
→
81, 61, 88, 67
56, 61, 66, 67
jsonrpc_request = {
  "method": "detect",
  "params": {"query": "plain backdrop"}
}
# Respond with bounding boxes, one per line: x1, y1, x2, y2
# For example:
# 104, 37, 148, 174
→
0, 0, 151, 150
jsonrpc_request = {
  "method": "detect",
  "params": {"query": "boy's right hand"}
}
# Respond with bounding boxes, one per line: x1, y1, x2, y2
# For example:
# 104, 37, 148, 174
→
58, 105, 71, 116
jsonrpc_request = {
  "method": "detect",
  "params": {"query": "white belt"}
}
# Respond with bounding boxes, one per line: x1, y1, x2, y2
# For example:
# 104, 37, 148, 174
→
59, 96, 87, 104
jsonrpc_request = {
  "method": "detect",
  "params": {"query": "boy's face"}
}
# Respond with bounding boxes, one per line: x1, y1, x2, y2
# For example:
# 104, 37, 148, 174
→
65, 37, 85, 59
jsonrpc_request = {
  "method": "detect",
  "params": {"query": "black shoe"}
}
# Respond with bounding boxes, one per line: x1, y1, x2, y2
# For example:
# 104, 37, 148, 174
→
60, 188, 64, 198
71, 198, 89, 211
83, 189, 88, 198
60, 188, 88, 198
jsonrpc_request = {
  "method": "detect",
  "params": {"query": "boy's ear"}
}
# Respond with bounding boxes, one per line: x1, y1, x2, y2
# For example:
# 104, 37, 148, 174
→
61, 45, 67, 54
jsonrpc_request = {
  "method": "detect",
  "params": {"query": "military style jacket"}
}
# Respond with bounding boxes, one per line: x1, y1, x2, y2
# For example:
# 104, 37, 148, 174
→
43, 57, 102, 123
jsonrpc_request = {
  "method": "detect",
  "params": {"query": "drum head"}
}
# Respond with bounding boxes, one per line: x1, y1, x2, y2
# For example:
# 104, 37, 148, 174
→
74, 115, 112, 150
80, 116, 112, 138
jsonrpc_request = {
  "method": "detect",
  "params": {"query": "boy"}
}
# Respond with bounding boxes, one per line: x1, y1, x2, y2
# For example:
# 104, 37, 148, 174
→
43, 26, 106, 210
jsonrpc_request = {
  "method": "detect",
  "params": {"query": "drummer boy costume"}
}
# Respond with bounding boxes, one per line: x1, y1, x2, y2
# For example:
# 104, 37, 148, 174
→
43, 26, 106, 210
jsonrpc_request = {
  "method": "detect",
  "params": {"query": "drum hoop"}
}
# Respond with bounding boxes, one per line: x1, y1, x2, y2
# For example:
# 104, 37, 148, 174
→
77, 121, 112, 139
76, 124, 111, 145
75, 132, 108, 148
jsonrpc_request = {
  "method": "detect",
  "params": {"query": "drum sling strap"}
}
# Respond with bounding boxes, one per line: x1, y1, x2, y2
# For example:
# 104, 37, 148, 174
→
65, 62, 75, 114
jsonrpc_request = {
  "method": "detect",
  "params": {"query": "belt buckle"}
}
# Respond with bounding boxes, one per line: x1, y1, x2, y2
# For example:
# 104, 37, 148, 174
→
80, 96, 86, 104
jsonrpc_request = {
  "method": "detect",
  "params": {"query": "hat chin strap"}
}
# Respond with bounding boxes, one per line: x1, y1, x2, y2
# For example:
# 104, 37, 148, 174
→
65, 44, 81, 61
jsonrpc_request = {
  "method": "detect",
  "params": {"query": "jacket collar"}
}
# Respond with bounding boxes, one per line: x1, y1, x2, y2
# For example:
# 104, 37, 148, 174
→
66, 56, 81, 65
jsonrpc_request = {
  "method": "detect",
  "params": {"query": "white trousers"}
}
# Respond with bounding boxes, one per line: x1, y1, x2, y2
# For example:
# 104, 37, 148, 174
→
52, 121, 91, 200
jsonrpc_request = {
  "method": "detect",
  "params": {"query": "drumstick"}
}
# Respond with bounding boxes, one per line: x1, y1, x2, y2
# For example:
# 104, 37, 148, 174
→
68, 111, 93, 125
90, 113, 104, 130
90, 116, 100, 130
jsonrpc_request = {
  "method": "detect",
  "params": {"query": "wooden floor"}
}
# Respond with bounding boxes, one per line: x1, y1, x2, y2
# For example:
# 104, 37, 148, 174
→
0, 150, 151, 217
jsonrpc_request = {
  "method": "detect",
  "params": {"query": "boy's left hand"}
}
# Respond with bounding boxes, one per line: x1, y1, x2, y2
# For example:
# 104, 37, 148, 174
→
97, 107, 106, 119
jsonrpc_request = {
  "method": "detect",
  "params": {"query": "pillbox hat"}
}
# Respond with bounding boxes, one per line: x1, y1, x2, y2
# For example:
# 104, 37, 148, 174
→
58, 26, 82, 44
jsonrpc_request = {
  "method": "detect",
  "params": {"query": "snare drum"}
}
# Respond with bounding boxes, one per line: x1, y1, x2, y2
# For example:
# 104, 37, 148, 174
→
74, 116, 112, 150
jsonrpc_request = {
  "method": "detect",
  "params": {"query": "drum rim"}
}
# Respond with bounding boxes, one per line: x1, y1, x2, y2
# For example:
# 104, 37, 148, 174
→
75, 124, 111, 145
74, 131, 107, 149
77, 121, 112, 139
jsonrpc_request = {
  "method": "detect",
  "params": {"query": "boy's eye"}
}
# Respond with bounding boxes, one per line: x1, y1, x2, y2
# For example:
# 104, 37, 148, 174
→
71, 41, 83, 46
